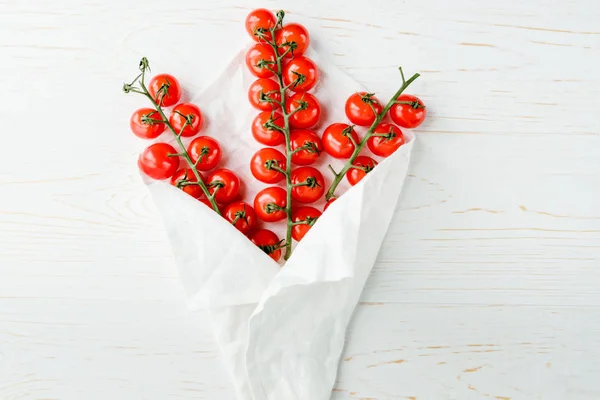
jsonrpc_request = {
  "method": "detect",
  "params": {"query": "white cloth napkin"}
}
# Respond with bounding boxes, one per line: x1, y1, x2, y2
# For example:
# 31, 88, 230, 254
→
145, 47, 415, 400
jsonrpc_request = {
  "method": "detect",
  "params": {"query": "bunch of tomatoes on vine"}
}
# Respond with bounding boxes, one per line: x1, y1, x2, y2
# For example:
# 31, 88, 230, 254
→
123, 8, 426, 262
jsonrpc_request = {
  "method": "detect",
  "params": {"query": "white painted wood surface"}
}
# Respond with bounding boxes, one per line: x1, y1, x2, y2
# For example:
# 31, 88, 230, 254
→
1, 0, 599, 398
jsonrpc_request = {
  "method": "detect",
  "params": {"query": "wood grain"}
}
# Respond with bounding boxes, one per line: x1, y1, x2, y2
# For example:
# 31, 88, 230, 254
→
1, 0, 599, 399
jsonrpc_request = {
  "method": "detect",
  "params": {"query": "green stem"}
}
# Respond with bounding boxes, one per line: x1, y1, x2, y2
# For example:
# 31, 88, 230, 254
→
265, 17, 294, 260
325, 69, 420, 201
137, 67, 221, 215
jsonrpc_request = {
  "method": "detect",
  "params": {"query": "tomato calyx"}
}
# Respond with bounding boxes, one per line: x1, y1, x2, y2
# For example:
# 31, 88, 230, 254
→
289, 97, 309, 114
292, 175, 321, 189
341, 125, 359, 147
395, 99, 425, 109
263, 115, 285, 132
231, 205, 250, 226
173, 110, 196, 132
258, 239, 286, 256
140, 111, 164, 126
360, 92, 378, 104
292, 140, 320, 155
259, 89, 281, 107
372, 127, 398, 141
292, 215, 318, 227
288, 71, 306, 90
265, 202, 286, 214
350, 163, 375, 173
264, 158, 287, 175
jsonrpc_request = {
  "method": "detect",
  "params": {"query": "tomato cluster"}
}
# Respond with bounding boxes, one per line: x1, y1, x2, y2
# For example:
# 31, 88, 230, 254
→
126, 9, 427, 264
129, 71, 244, 222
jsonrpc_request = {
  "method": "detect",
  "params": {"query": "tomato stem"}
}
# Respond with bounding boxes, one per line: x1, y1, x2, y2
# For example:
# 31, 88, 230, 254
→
124, 59, 221, 215
325, 67, 420, 201
263, 11, 296, 260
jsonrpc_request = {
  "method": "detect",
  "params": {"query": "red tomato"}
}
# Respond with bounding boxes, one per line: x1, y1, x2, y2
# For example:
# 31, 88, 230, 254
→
250, 229, 282, 262
323, 198, 336, 211
368, 123, 405, 157
187, 136, 221, 171
207, 169, 240, 204
290, 130, 322, 165
138, 143, 179, 180
254, 186, 287, 222
291, 167, 324, 203
130, 108, 165, 139
148, 74, 182, 107
245, 8, 276, 41
248, 78, 281, 111
169, 103, 203, 137
224, 201, 257, 235
282, 56, 318, 92
250, 148, 286, 184
170, 168, 205, 199
345, 92, 383, 127
389, 94, 426, 128
322, 123, 359, 159
346, 156, 378, 186
291, 206, 321, 241
276, 23, 310, 57
286, 92, 321, 129
246, 43, 278, 78
252, 111, 285, 146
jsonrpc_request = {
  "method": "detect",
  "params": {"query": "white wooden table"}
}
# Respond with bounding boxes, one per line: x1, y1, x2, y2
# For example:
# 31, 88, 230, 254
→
1, 0, 599, 399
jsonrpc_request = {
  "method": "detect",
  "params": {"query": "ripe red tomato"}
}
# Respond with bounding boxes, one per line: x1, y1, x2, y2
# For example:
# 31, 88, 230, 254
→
138, 143, 179, 180
169, 103, 203, 137
290, 130, 322, 165
345, 92, 383, 127
245, 8, 276, 41
254, 186, 287, 222
207, 169, 240, 204
389, 94, 426, 128
282, 56, 318, 92
246, 43, 278, 78
250, 148, 286, 183
291, 206, 321, 241
322, 123, 359, 159
286, 92, 321, 129
291, 167, 324, 203
171, 168, 205, 199
199, 198, 216, 209
248, 78, 281, 111
368, 123, 405, 157
323, 198, 336, 211
346, 156, 378, 186
187, 136, 221, 171
148, 74, 181, 107
130, 108, 165, 139
224, 201, 257, 235
276, 23, 310, 57
252, 111, 284, 146
250, 229, 282, 262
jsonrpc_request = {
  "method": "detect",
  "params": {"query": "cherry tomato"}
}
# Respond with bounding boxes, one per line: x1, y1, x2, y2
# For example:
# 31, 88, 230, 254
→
254, 186, 287, 222
346, 156, 378, 186
250, 229, 282, 262
322, 123, 359, 159
286, 92, 321, 129
252, 111, 284, 146
389, 94, 426, 128
207, 169, 240, 204
276, 23, 310, 57
224, 201, 257, 235
345, 92, 383, 127
245, 8, 276, 41
169, 103, 203, 137
246, 43, 278, 78
248, 78, 281, 111
187, 136, 221, 171
148, 74, 182, 107
282, 56, 318, 92
368, 123, 405, 157
130, 108, 165, 139
291, 206, 321, 241
138, 143, 179, 180
250, 148, 286, 183
323, 198, 336, 211
290, 130, 322, 165
171, 168, 205, 199
291, 166, 324, 203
